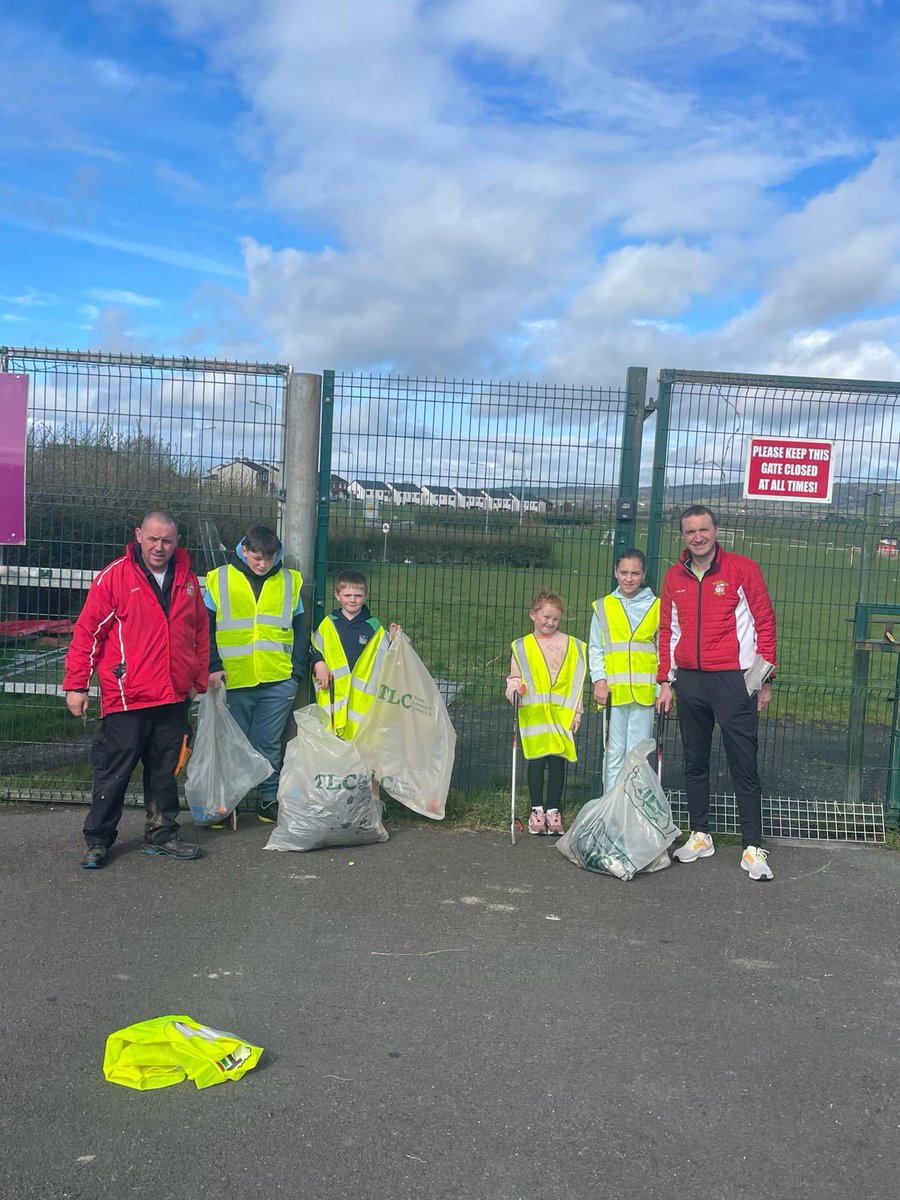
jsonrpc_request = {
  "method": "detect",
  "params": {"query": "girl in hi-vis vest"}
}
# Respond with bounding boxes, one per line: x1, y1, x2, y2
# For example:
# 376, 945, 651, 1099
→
589, 548, 660, 791
506, 590, 587, 836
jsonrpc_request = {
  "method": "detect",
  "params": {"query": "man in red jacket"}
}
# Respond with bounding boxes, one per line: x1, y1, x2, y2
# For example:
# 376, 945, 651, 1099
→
63, 511, 210, 869
656, 506, 776, 881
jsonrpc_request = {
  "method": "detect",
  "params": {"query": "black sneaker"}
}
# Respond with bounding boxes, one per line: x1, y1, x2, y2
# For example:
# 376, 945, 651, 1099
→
81, 846, 108, 870
257, 798, 278, 824
143, 839, 201, 860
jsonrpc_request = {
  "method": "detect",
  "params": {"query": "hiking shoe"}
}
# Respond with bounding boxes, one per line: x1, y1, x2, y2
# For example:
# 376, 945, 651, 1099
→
672, 831, 715, 863
528, 809, 547, 835
545, 809, 564, 835
741, 845, 773, 881
143, 839, 201, 860
81, 846, 108, 870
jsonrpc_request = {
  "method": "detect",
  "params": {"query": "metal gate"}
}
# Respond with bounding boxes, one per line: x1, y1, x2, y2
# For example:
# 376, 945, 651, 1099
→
646, 369, 900, 837
313, 369, 636, 803
0, 348, 288, 800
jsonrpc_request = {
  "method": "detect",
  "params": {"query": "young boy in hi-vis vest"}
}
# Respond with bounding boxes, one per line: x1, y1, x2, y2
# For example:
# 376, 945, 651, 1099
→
506, 590, 587, 835
589, 548, 660, 791
310, 570, 401, 740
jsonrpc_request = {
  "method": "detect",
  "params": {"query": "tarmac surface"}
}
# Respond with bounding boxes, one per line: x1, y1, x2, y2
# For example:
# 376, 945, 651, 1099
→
2, 803, 899, 1200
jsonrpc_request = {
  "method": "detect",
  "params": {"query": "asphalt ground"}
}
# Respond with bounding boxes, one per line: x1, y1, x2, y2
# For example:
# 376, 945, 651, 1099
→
2, 804, 899, 1200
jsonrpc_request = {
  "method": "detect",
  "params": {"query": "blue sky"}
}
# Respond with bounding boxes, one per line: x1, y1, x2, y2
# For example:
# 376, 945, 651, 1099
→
2, 0, 900, 385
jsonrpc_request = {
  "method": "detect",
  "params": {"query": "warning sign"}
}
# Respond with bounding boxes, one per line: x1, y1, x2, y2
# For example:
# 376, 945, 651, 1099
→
743, 437, 835, 503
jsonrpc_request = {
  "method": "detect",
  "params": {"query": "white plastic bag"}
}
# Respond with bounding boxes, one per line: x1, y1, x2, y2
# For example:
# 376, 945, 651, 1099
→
184, 687, 273, 825
264, 705, 389, 851
353, 632, 455, 820
556, 738, 679, 880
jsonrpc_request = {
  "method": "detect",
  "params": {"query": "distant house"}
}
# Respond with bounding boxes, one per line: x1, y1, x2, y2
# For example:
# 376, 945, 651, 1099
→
453, 487, 486, 510
330, 474, 349, 501
388, 481, 422, 505
513, 490, 551, 515
421, 485, 456, 507
348, 479, 389, 502
206, 458, 280, 494
483, 488, 515, 512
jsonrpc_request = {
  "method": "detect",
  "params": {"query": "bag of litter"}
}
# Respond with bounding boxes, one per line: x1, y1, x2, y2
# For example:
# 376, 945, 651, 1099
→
264, 705, 389, 851
185, 687, 273, 825
353, 632, 455, 819
556, 738, 679, 880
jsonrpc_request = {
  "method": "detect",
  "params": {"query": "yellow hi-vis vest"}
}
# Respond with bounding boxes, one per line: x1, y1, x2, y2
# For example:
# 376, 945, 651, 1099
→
511, 633, 587, 762
206, 565, 303, 689
311, 616, 388, 740
592, 594, 660, 706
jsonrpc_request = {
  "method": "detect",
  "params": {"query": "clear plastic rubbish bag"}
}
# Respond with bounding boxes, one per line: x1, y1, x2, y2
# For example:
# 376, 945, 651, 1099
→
264, 705, 389, 851
185, 687, 273, 825
353, 632, 455, 820
556, 738, 679, 880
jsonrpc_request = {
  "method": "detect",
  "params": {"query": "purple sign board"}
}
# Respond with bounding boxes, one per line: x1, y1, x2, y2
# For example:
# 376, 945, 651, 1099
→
0, 373, 28, 544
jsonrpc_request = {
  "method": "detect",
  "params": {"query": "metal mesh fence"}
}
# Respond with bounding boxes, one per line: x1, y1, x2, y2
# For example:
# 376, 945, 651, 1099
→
321, 373, 629, 796
0, 348, 288, 799
648, 370, 900, 835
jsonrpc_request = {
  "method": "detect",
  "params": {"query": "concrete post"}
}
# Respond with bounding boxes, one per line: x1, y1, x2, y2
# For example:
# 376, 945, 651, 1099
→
281, 371, 322, 620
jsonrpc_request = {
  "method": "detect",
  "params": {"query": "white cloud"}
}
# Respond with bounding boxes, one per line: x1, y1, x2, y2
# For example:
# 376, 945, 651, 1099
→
148, 2, 900, 383
88, 288, 164, 309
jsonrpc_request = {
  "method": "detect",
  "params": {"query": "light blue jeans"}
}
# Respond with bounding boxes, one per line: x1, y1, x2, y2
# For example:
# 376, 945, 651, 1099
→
604, 702, 655, 791
225, 677, 299, 799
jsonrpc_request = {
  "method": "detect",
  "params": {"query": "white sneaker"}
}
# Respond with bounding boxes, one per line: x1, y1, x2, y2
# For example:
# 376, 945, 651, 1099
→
672, 831, 715, 863
741, 845, 773, 881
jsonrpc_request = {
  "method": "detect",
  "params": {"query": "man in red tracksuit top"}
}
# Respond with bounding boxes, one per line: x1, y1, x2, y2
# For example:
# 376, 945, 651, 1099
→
656, 506, 777, 881
62, 510, 210, 870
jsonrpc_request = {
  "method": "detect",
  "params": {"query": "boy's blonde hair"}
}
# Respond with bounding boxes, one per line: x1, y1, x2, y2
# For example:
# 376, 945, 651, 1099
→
530, 589, 564, 614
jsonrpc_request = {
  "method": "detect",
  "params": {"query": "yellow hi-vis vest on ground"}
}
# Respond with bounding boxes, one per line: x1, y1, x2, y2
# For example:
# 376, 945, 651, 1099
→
206, 565, 303, 689
511, 633, 587, 762
592, 595, 660, 706
312, 616, 388, 739
103, 1015, 263, 1091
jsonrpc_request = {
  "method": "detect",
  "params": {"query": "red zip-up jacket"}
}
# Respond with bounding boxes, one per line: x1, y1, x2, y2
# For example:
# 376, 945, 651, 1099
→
657, 546, 777, 681
62, 544, 209, 715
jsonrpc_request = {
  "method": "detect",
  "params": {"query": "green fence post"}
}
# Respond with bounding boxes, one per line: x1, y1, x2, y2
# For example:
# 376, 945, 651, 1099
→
613, 367, 648, 578
887, 655, 900, 829
313, 370, 335, 630
645, 371, 671, 593
846, 492, 882, 809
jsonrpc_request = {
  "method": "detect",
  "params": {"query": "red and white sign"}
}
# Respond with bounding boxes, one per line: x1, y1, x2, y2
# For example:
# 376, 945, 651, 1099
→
0, 373, 28, 544
743, 436, 835, 503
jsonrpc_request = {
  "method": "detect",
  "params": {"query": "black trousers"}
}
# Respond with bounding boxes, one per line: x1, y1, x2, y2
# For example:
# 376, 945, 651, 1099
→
527, 755, 567, 811
674, 669, 762, 847
83, 701, 191, 849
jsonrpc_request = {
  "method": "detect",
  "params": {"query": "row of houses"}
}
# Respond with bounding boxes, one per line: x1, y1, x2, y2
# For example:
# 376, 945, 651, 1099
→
333, 477, 551, 514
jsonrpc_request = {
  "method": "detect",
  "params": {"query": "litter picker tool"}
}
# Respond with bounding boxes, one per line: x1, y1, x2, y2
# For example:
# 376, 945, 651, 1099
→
328, 674, 336, 734
510, 686, 525, 845
655, 706, 668, 785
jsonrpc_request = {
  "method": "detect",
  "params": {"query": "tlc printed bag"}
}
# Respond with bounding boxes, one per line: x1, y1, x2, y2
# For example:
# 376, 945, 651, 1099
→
264, 705, 389, 851
353, 632, 456, 820
557, 739, 679, 880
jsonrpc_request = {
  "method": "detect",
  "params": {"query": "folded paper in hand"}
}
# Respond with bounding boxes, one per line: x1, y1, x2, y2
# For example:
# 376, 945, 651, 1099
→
744, 654, 775, 695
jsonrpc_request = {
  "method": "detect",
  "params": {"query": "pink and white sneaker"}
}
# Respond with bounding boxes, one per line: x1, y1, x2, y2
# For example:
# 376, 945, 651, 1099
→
545, 809, 564, 835
528, 809, 547, 835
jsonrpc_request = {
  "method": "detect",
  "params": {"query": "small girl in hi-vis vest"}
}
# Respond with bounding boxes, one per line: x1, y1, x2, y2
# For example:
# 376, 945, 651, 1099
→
589, 548, 660, 792
506, 590, 587, 836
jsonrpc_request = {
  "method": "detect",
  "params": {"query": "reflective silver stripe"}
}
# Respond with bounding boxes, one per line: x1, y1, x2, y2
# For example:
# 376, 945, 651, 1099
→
592, 600, 612, 647
312, 630, 326, 652
331, 695, 348, 711
520, 691, 552, 704
347, 706, 367, 723
512, 638, 538, 696
606, 671, 657, 685
563, 649, 587, 708
352, 674, 378, 696
330, 664, 351, 680
257, 614, 289, 628
278, 570, 294, 624
218, 645, 247, 659
216, 617, 255, 631
520, 721, 561, 736
255, 639, 291, 653
352, 634, 389, 695
630, 641, 656, 655
603, 639, 633, 653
